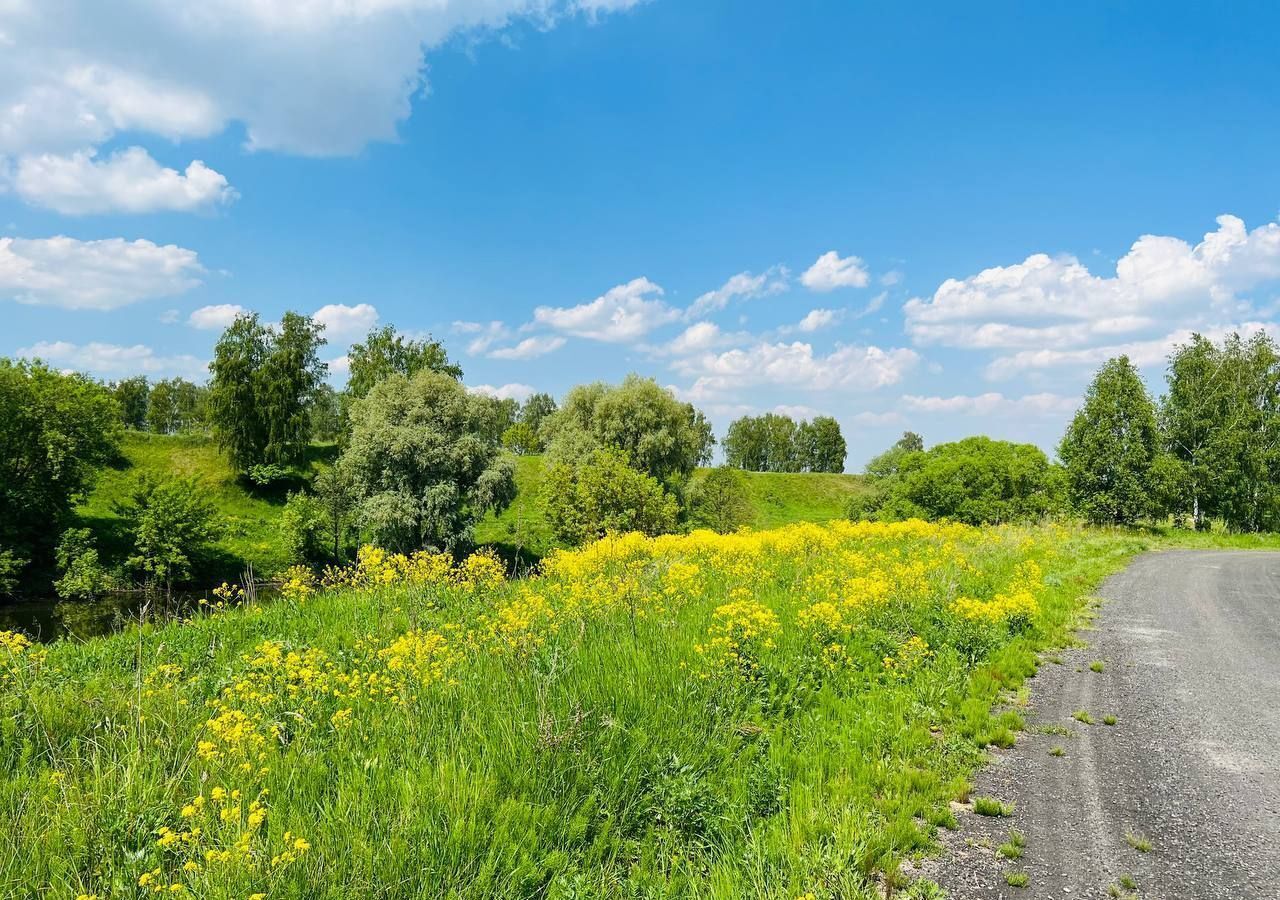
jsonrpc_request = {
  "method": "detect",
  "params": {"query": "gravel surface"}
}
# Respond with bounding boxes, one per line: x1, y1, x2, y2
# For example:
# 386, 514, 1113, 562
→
918, 550, 1280, 899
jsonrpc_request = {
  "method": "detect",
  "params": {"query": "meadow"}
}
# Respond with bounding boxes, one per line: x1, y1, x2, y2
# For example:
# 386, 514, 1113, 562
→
0, 520, 1144, 899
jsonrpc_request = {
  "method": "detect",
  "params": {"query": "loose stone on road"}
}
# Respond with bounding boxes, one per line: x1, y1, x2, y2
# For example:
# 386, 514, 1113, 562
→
922, 550, 1280, 899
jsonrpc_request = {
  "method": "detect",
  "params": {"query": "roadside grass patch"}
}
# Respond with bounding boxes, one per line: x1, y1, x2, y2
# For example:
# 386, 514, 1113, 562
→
998, 830, 1026, 859
1125, 832, 1153, 852
1004, 870, 1030, 887
1090, 660, 1106, 672
1104, 714, 1118, 726
1118, 873, 1139, 890
1072, 709, 1095, 725
1049, 745, 1066, 757
974, 796, 1014, 817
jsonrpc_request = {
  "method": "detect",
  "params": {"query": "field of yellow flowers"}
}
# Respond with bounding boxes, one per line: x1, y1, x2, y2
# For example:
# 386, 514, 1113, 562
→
0, 521, 1142, 899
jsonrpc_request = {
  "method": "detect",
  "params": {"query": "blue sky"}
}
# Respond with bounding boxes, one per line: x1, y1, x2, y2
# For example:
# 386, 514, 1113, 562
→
3, 0, 1279, 467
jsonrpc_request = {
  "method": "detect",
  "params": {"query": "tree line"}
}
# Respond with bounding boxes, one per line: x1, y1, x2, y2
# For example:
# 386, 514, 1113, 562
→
722, 413, 847, 473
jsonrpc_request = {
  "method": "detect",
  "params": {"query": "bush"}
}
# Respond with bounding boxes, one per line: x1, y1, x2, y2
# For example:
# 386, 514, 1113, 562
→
53, 528, 109, 600
689, 467, 755, 533
542, 449, 680, 545
281, 492, 330, 565
501, 422, 541, 455
855, 437, 1061, 525
118, 475, 220, 592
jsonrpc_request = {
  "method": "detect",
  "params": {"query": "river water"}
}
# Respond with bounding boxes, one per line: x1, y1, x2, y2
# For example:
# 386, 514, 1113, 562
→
0, 588, 280, 643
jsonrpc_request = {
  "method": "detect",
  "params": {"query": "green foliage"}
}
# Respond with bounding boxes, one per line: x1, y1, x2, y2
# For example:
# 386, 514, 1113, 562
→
118, 474, 219, 590
281, 492, 330, 565
725, 412, 847, 473
542, 449, 680, 544
857, 436, 1061, 525
53, 528, 109, 600
341, 369, 516, 552
208, 312, 327, 472
1059, 356, 1162, 525
545, 375, 713, 482
518, 391, 557, 434
344, 325, 461, 401
147, 377, 206, 435
865, 431, 924, 478
245, 463, 290, 488
501, 422, 541, 455
313, 464, 358, 563
0, 548, 24, 595
1162, 331, 1280, 531
688, 466, 756, 533
308, 384, 344, 441
110, 375, 150, 429
0, 358, 122, 590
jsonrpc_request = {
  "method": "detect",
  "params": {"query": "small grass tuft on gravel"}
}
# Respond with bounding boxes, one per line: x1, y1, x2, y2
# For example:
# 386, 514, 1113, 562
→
1049, 745, 1066, 757
1003, 870, 1030, 887
1090, 660, 1106, 672
1072, 709, 1094, 725
1125, 832, 1152, 852
1103, 714, 1118, 726
973, 796, 1014, 817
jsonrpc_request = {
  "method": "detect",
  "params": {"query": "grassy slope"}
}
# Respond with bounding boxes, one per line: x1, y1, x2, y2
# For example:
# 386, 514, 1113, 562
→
0, 524, 1149, 898
77, 432, 331, 580
474, 455, 871, 559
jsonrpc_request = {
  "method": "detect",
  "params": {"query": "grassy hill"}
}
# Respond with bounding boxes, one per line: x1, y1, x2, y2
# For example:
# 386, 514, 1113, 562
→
77, 432, 332, 581
84, 437, 870, 580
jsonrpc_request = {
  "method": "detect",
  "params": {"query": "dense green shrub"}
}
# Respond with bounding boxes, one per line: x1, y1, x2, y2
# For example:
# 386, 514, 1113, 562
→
689, 467, 756, 533
53, 528, 110, 601
542, 449, 680, 544
118, 475, 220, 592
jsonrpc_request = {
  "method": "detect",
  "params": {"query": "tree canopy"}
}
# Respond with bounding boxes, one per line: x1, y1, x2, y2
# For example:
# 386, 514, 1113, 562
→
724, 413, 846, 473
340, 369, 516, 552
345, 325, 461, 400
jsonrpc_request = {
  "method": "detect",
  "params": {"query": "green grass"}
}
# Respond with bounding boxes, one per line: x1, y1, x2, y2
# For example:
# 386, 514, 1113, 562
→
1003, 870, 1030, 887
973, 796, 1014, 817
77, 432, 337, 581
0, 524, 1148, 898
1089, 660, 1105, 673
1072, 709, 1094, 725
1124, 832, 1152, 852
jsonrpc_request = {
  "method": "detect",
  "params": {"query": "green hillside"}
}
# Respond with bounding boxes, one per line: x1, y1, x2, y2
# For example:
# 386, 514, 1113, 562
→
76, 432, 331, 581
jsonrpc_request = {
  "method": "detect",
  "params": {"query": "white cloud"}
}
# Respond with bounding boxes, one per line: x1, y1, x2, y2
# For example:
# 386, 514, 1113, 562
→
685, 267, 788, 319
665, 321, 727, 355
880, 269, 903, 287
454, 320, 511, 355
488, 335, 566, 360
314, 302, 379, 340
800, 251, 870, 292
773, 403, 823, 420
534, 277, 678, 342
672, 340, 919, 395
188, 303, 247, 330
328, 355, 351, 377
794, 308, 843, 333
901, 392, 1078, 416
12, 147, 236, 215
0, 235, 203, 310
470, 382, 535, 402
0, 1, 644, 160
17, 340, 206, 379
905, 214, 1280, 350
984, 321, 1280, 380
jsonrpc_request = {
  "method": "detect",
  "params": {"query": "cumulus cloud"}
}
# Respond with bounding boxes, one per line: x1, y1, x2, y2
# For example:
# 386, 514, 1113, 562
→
314, 302, 379, 340
901, 392, 1078, 416
0, 1, 645, 160
671, 340, 919, 396
12, 147, 236, 215
0, 235, 203, 310
488, 335, 566, 360
685, 267, 788, 319
793, 308, 843, 333
905, 214, 1280, 350
188, 303, 247, 330
534, 277, 678, 342
17, 340, 206, 379
800, 251, 870, 292
469, 382, 536, 402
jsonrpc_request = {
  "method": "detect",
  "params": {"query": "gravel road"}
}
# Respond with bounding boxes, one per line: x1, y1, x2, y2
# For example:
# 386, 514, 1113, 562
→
921, 550, 1280, 899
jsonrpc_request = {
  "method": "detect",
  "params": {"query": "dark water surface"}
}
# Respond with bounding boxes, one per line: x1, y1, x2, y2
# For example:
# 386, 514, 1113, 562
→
1, 588, 280, 643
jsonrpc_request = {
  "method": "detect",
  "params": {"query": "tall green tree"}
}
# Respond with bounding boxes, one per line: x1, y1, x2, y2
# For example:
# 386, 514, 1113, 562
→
798, 416, 847, 473
519, 392, 558, 436
542, 449, 679, 545
208, 313, 327, 471
545, 375, 713, 482
1059, 356, 1162, 525
1162, 332, 1280, 531
864, 431, 923, 478
147, 377, 206, 434
689, 467, 756, 533
340, 370, 516, 552
118, 474, 219, 594
111, 376, 150, 430
0, 360, 121, 592
345, 325, 461, 400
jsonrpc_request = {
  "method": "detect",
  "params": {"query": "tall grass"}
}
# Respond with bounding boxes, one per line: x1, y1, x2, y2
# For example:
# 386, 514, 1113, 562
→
0, 522, 1142, 899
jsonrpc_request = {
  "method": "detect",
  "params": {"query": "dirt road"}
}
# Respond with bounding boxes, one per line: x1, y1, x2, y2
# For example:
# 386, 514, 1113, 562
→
924, 550, 1280, 899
